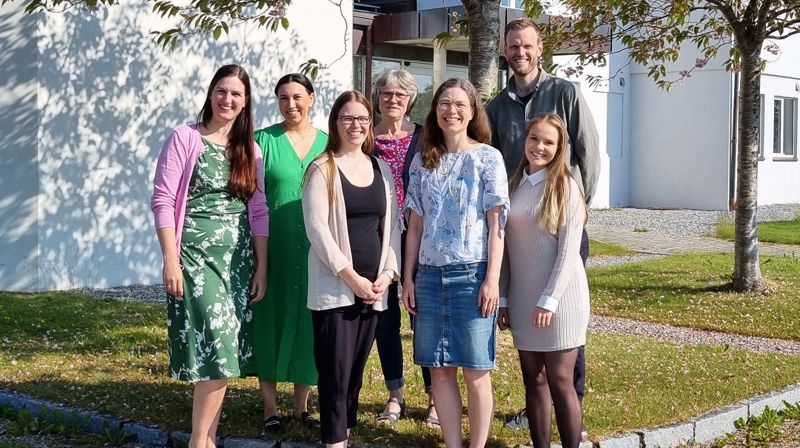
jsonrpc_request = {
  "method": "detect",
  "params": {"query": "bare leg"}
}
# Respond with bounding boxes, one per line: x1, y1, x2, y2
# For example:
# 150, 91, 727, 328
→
519, 351, 550, 448
259, 380, 279, 418
293, 383, 312, 417
189, 380, 227, 448
544, 349, 581, 448
205, 398, 223, 448
430, 367, 462, 448
463, 369, 494, 448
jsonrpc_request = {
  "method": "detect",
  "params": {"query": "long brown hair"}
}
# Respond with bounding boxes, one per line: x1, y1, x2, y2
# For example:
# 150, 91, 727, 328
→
198, 64, 256, 200
508, 113, 586, 234
421, 78, 491, 169
318, 91, 375, 204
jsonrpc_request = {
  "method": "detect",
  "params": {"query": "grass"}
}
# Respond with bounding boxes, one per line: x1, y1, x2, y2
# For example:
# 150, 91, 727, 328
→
588, 240, 635, 257
2, 291, 800, 446
716, 218, 800, 245
589, 253, 800, 341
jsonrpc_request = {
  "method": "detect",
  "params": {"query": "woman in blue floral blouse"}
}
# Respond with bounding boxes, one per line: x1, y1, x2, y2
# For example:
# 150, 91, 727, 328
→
402, 78, 509, 448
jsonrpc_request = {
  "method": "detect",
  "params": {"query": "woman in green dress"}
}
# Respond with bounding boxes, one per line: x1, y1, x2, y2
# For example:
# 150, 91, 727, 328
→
152, 64, 268, 448
247, 73, 327, 432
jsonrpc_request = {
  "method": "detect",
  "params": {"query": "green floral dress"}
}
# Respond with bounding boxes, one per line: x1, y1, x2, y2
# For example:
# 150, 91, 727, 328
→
167, 139, 255, 382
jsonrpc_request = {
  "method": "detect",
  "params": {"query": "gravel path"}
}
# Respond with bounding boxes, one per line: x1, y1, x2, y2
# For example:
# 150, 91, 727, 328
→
591, 315, 800, 356
590, 203, 800, 236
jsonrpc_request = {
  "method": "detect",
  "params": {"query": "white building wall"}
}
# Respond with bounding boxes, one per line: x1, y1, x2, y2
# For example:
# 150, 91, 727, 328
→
629, 68, 733, 210
0, 3, 40, 290
756, 35, 800, 205
3, 0, 352, 291
553, 51, 631, 209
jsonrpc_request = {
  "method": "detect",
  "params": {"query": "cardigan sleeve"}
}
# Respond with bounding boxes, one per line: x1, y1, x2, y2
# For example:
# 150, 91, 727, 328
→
247, 142, 269, 237
380, 159, 401, 281
151, 128, 188, 230
539, 178, 587, 310
302, 162, 351, 275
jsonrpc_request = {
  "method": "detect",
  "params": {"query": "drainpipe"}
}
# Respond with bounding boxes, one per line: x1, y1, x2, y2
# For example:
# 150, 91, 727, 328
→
365, 24, 374, 100
728, 71, 739, 211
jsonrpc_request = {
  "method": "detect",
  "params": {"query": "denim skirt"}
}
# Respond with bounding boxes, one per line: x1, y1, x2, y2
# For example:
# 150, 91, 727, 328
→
413, 262, 496, 370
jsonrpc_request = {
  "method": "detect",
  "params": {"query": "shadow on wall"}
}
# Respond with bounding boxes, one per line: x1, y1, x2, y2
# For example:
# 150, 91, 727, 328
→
31, 2, 345, 290
0, 6, 39, 290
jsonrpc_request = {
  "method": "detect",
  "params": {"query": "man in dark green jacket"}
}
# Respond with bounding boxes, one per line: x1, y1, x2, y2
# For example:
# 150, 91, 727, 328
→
486, 17, 600, 439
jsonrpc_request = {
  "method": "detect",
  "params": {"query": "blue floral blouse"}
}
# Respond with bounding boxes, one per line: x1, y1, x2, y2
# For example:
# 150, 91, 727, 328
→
405, 143, 509, 266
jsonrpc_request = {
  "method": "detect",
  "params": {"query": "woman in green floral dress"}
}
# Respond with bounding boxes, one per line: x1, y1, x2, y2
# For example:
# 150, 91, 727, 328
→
152, 65, 268, 448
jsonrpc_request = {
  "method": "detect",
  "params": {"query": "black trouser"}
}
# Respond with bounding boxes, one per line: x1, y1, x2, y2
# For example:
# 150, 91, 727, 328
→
574, 228, 589, 404
312, 303, 378, 444
374, 283, 405, 392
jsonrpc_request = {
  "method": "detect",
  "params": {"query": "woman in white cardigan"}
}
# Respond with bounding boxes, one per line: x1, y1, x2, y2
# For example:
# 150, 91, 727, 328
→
302, 90, 401, 448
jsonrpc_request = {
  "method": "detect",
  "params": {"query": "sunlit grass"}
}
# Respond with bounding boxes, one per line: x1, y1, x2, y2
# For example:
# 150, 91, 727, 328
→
589, 253, 800, 340
716, 218, 800, 245
588, 240, 635, 257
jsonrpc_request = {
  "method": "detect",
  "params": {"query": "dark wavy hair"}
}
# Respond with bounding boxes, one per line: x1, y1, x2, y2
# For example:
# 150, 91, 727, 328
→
421, 78, 491, 169
198, 64, 256, 200
317, 90, 374, 204
274, 72, 315, 95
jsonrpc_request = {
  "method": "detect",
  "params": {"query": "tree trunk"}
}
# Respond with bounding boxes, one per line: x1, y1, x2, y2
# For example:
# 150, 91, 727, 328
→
462, 0, 500, 101
732, 44, 766, 292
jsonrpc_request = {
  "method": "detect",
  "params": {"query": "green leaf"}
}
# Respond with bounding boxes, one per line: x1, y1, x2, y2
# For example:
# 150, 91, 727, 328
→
213, 26, 222, 40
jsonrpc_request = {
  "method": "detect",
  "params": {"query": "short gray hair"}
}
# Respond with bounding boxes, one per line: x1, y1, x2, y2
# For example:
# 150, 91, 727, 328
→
372, 68, 419, 117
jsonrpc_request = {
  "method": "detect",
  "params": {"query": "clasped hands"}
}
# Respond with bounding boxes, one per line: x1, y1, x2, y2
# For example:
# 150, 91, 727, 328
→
348, 272, 392, 304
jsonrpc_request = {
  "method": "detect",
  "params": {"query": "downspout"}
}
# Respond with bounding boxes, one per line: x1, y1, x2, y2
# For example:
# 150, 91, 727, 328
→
364, 24, 374, 101
729, 71, 740, 211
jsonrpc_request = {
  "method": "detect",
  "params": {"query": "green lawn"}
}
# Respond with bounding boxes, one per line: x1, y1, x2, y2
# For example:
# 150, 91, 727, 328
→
589, 253, 800, 340
589, 240, 635, 257
2, 291, 800, 446
716, 218, 800, 245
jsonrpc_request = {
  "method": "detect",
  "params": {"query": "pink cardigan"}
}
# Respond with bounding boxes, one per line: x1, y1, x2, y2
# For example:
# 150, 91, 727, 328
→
151, 123, 269, 249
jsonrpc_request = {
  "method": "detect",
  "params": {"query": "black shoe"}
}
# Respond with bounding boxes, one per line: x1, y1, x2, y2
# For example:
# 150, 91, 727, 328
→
263, 415, 281, 433
297, 411, 320, 429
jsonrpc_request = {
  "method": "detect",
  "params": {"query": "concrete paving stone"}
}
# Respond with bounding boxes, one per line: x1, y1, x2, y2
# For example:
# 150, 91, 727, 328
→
642, 422, 693, 448
279, 441, 322, 448
222, 436, 277, 448
549, 443, 594, 448
170, 430, 191, 446
85, 411, 122, 436
693, 404, 748, 443
122, 421, 169, 446
747, 383, 800, 416
598, 432, 640, 448
19, 396, 51, 414
0, 389, 27, 411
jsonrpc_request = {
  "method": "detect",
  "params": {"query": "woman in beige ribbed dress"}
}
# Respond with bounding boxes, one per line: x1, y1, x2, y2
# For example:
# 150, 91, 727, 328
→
499, 113, 589, 448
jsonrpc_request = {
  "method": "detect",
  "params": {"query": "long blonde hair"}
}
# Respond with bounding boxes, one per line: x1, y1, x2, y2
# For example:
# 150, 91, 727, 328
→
508, 113, 586, 234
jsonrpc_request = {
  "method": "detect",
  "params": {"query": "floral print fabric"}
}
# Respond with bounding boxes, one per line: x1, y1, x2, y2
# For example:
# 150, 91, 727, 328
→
405, 143, 509, 266
375, 134, 413, 211
167, 139, 255, 382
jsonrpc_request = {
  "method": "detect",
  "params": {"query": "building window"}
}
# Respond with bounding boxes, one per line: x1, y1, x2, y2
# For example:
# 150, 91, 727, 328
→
773, 96, 797, 157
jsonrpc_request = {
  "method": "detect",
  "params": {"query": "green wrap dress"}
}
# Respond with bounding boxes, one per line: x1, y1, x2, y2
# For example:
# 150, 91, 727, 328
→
167, 139, 255, 382
246, 124, 327, 385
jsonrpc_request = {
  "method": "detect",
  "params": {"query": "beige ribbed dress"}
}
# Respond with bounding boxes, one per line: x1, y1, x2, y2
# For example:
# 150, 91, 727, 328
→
503, 170, 590, 351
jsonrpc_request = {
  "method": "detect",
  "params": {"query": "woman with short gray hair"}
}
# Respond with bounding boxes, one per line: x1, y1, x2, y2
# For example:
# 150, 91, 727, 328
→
371, 68, 436, 427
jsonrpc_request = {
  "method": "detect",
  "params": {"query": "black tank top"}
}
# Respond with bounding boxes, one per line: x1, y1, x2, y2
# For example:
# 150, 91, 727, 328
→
339, 156, 386, 283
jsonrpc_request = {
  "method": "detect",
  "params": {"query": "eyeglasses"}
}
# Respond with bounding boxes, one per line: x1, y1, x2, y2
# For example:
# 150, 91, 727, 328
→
437, 100, 470, 112
338, 115, 372, 125
380, 91, 409, 101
